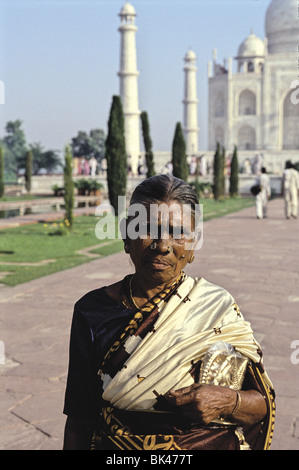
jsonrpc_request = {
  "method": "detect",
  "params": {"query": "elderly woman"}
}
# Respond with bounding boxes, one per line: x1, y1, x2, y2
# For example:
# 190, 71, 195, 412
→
63, 175, 275, 450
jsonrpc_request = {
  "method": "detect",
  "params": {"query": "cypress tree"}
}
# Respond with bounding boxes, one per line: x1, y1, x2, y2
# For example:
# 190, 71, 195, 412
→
213, 142, 222, 200
25, 150, 33, 193
172, 122, 189, 182
106, 96, 127, 215
229, 145, 239, 197
221, 146, 226, 197
63, 145, 74, 229
140, 111, 155, 178
0, 146, 4, 198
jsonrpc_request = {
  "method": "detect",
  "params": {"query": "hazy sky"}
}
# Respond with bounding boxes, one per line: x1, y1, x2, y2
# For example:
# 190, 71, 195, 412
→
0, 0, 270, 154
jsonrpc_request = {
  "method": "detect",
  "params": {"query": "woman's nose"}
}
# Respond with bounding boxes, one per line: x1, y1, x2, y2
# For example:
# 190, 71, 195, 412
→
155, 238, 173, 253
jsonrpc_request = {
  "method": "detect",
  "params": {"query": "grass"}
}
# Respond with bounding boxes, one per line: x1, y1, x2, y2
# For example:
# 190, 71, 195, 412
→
200, 196, 255, 221
0, 195, 45, 202
0, 197, 255, 287
0, 215, 123, 286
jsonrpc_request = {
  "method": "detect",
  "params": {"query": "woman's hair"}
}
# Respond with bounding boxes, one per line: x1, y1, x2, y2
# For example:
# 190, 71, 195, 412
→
130, 174, 199, 210
124, 174, 201, 244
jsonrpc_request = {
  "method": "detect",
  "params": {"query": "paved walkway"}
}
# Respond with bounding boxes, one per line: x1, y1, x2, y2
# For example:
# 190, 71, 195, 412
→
0, 205, 101, 229
0, 198, 298, 450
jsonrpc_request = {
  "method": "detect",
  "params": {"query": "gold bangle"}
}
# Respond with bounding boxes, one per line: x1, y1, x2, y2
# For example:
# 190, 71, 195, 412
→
231, 391, 241, 415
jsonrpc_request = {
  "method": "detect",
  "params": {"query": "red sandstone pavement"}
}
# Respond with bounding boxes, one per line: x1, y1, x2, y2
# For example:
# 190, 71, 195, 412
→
0, 205, 100, 229
0, 198, 298, 450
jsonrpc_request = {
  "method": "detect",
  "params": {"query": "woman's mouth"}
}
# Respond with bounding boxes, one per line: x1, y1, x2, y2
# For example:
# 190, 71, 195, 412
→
146, 258, 171, 270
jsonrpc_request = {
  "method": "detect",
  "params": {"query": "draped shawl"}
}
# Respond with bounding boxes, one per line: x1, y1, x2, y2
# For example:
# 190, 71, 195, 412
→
92, 275, 275, 450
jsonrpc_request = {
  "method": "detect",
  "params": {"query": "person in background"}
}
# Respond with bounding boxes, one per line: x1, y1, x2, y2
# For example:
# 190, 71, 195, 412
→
256, 167, 271, 219
89, 156, 98, 177
282, 161, 299, 219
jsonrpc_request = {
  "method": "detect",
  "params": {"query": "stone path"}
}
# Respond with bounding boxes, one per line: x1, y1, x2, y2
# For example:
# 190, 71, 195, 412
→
0, 203, 104, 229
0, 198, 298, 450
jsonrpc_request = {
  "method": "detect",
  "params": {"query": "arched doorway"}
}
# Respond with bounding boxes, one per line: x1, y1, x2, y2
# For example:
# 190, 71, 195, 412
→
239, 89, 256, 115
283, 88, 299, 149
238, 125, 256, 150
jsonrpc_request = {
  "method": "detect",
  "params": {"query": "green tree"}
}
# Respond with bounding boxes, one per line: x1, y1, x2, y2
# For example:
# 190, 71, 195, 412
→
221, 146, 226, 197
213, 142, 222, 200
140, 111, 155, 178
105, 96, 127, 215
3, 120, 27, 176
29, 142, 62, 174
25, 150, 33, 193
0, 146, 4, 197
171, 122, 188, 182
229, 146, 239, 197
71, 128, 106, 163
63, 145, 74, 229
89, 129, 106, 161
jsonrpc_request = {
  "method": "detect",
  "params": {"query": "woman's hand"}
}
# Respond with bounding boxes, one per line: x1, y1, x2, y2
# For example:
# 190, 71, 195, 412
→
164, 384, 236, 425
164, 384, 267, 426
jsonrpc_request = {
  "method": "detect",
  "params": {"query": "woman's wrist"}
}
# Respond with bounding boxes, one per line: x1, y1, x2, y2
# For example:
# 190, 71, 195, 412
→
231, 391, 242, 415
220, 387, 242, 419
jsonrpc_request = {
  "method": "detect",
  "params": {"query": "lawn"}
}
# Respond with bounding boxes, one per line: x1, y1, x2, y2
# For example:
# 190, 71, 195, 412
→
0, 215, 123, 286
200, 196, 255, 221
0, 197, 255, 286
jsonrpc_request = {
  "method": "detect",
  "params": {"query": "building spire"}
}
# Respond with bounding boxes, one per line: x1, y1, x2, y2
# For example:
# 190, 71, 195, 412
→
182, 49, 199, 156
118, 2, 140, 175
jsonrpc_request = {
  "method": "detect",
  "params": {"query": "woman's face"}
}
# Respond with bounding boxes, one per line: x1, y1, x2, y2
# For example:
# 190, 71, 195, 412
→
126, 200, 196, 286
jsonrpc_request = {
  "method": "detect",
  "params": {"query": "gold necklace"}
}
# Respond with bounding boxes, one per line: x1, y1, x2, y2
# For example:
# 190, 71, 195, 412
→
129, 275, 139, 309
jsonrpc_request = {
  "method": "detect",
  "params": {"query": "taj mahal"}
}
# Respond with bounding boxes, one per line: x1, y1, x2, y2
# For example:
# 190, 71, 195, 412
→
117, 0, 299, 177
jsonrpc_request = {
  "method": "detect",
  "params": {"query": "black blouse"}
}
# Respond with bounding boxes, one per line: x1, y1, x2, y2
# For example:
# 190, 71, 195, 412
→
63, 287, 134, 420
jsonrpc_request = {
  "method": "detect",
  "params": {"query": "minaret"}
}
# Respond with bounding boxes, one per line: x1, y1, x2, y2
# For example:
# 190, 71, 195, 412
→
118, 2, 140, 175
182, 49, 199, 156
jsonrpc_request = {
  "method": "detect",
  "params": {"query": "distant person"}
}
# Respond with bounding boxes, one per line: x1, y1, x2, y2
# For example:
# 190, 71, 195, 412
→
189, 156, 197, 175
80, 157, 86, 175
127, 156, 132, 176
84, 159, 90, 176
225, 155, 231, 177
282, 161, 299, 219
78, 157, 83, 175
253, 154, 263, 175
256, 167, 271, 219
138, 156, 145, 175
243, 159, 252, 175
90, 156, 98, 177
73, 157, 79, 176
165, 162, 173, 175
100, 158, 107, 176
199, 154, 207, 177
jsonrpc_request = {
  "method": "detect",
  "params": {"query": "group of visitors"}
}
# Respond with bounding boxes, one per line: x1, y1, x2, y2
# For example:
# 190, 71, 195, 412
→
73, 156, 98, 177
164, 154, 211, 178
72, 157, 108, 177
254, 161, 299, 220
187, 154, 210, 177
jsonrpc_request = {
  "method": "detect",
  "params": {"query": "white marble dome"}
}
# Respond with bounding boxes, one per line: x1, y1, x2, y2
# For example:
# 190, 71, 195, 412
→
119, 2, 136, 16
184, 49, 197, 62
265, 0, 299, 54
237, 33, 266, 58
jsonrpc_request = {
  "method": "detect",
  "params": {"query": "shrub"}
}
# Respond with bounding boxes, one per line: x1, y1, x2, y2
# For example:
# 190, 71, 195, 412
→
63, 145, 74, 229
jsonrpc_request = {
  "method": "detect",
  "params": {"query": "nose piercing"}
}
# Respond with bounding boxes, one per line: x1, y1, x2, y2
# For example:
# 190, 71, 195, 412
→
150, 241, 173, 253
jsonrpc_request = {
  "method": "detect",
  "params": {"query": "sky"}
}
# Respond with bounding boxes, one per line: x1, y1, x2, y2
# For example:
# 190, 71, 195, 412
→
0, 0, 271, 155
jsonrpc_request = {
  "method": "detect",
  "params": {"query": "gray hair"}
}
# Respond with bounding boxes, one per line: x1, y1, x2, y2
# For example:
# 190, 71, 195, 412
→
122, 174, 201, 246
130, 174, 199, 212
